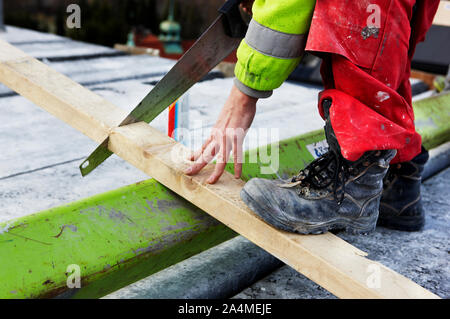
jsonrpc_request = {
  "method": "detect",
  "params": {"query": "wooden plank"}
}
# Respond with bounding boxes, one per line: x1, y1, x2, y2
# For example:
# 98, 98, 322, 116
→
433, 1, 450, 27
0, 39, 439, 299
410, 70, 436, 90
114, 44, 160, 56
0, 40, 125, 143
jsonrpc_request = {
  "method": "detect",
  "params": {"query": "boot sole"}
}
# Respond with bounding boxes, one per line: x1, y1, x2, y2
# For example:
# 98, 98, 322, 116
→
241, 188, 377, 235
377, 214, 424, 232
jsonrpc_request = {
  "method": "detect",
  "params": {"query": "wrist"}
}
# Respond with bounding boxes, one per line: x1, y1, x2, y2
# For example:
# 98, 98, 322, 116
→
231, 82, 258, 107
233, 78, 272, 99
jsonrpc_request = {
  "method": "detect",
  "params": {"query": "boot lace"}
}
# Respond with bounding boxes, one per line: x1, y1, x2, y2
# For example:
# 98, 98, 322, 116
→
290, 149, 351, 205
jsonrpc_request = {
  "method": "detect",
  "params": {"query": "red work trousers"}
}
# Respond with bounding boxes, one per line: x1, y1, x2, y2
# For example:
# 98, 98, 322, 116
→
305, 0, 440, 163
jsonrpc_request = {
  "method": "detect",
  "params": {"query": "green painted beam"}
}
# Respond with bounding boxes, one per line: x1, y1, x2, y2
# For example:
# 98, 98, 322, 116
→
0, 180, 236, 298
228, 129, 327, 182
0, 129, 326, 299
0, 92, 448, 299
413, 92, 450, 150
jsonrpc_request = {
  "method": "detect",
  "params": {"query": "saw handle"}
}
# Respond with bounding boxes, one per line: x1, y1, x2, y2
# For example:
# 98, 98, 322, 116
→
219, 0, 248, 38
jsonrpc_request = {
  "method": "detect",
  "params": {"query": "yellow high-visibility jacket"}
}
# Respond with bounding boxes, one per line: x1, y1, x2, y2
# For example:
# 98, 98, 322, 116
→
234, 0, 316, 98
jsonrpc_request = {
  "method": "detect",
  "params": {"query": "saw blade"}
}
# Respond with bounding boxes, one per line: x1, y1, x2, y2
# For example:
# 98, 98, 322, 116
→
80, 15, 242, 176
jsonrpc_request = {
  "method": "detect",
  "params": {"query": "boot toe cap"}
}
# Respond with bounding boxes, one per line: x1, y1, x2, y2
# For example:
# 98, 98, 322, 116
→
240, 178, 313, 232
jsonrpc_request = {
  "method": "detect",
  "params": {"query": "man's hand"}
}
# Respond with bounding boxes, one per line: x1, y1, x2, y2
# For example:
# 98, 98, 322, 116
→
185, 85, 257, 184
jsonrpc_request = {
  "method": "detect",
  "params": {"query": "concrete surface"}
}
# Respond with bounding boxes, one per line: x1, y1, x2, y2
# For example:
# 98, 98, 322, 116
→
423, 142, 450, 179
0, 26, 65, 44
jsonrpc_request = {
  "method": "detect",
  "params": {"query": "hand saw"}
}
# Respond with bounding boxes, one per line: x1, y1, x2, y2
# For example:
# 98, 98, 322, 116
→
79, 0, 247, 176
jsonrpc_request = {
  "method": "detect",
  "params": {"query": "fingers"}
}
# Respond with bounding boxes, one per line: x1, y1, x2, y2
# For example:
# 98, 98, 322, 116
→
185, 141, 218, 176
189, 135, 213, 161
233, 133, 243, 179
185, 127, 246, 184
207, 135, 232, 184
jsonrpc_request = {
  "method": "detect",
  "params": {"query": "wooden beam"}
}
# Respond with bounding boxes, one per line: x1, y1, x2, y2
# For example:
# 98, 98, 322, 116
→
0, 41, 125, 143
114, 44, 160, 57
0, 39, 439, 299
433, 1, 450, 27
410, 69, 436, 90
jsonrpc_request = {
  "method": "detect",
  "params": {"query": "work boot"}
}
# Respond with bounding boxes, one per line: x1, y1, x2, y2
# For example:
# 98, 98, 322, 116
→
378, 147, 429, 231
240, 99, 396, 235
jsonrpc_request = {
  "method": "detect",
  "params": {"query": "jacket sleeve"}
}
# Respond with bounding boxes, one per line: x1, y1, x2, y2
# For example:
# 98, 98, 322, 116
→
234, 0, 316, 98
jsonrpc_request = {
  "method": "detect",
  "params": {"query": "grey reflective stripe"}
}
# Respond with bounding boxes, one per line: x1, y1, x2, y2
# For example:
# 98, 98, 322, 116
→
245, 19, 306, 59
234, 78, 273, 99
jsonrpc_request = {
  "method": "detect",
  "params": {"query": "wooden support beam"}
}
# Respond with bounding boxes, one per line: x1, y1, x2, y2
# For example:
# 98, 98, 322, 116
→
114, 44, 160, 57
433, 1, 450, 27
0, 39, 439, 299
410, 69, 437, 90
0, 41, 125, 143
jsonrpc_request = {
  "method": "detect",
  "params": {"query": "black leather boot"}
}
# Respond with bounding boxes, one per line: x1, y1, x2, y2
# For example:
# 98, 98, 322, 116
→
240, 99, 396, 235
378, 147, 429, 231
